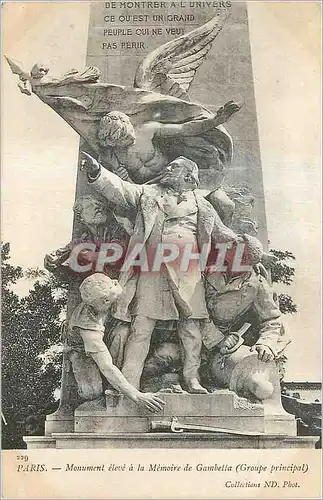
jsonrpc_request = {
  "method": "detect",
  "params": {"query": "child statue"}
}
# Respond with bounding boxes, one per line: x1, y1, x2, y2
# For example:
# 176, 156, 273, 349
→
67, 273, 165, 413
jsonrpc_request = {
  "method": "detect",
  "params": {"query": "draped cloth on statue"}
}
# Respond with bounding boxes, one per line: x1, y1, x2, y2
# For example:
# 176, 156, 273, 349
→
30, 70, 233, 170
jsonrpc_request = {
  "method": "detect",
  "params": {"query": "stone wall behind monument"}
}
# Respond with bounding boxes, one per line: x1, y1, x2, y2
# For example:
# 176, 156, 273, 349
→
75, 1, 267, 246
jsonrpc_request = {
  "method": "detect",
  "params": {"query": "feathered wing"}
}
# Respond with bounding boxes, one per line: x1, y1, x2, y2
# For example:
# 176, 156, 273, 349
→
134, 10, 229, 100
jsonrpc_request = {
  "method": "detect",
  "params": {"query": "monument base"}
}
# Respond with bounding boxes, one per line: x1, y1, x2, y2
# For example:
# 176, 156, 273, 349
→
72, 390, 297, 436
26, 390, 320, 449
45, 412, 74, 435
24, 432, 319, 449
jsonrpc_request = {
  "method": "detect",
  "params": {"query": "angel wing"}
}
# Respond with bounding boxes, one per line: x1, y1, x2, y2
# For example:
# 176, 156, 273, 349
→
134, 10, 229, 101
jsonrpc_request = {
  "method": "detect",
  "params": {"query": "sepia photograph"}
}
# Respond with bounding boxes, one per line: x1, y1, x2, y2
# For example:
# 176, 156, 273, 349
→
1, 1, 321, 498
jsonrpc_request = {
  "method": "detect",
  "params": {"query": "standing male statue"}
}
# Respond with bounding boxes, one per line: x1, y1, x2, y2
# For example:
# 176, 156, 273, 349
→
81, 152, 240, 394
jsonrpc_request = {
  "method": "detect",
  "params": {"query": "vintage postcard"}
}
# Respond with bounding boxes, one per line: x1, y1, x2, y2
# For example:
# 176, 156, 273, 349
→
1, 1, 321, 499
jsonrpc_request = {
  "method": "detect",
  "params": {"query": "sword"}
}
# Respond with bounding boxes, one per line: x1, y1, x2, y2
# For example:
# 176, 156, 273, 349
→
151, 416, 266, 436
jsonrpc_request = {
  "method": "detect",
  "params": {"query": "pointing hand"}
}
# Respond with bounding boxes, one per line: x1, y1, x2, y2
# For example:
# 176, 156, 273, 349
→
81, 151, 101, 178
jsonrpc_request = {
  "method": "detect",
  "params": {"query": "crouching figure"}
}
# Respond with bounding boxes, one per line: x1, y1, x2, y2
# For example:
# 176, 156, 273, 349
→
65, 273, 165, 413
202, 258, 290, 401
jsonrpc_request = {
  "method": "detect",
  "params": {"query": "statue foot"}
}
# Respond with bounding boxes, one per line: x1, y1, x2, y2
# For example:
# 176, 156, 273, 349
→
170, 383, 188, 394
185, 378, 208, 394
159, 384, 188, 394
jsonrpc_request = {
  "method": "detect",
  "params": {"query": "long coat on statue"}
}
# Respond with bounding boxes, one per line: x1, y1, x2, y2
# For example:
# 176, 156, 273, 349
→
90, 168, 238, 322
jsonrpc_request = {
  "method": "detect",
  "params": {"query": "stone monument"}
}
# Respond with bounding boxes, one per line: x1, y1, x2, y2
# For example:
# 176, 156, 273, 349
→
7, 1, 318, 449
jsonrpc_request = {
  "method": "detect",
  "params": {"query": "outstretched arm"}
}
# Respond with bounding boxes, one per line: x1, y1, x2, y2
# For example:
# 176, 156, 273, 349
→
82, 341, 165, 412
212, 210, 239, 243
81, 152, 142, 210
157, 101, 242, 138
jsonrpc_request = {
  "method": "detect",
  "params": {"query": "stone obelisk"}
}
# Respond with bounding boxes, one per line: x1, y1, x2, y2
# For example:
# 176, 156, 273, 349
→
46, 1, 269, 435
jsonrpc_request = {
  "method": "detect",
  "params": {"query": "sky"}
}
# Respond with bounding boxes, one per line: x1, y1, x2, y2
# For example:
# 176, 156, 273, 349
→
1, 2, 321, 381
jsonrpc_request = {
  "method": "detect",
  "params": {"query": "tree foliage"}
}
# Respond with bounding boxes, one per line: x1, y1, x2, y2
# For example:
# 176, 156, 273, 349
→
270, 249, 297, 315
270, 249, 296, 286
1, 243, 67, 449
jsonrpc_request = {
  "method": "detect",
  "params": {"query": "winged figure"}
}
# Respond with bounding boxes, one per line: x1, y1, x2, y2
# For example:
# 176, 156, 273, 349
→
6, 11, 241, 188
134, 11, 228, 101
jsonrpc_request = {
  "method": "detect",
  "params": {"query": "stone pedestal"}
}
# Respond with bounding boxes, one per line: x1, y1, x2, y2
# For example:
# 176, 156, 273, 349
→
45, 411, 74, 435
28, 389, 314, 450
25, 389, 320, 449
24, 433, 318, 450
73, 390, 296, 436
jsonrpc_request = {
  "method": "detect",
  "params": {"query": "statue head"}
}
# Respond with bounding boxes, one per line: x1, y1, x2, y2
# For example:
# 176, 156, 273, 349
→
241, 234, 263, 266
226, 234, 264, 272
79, 273, 122, 312
30, 63, 49, 80
98, 111, 135, 148
159, 156, 199, 192
73, 195, 108, 227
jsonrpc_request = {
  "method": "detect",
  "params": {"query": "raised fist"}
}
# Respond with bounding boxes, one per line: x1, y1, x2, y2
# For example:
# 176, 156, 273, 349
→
44, 252, 60, 272
44, 244, 71, 272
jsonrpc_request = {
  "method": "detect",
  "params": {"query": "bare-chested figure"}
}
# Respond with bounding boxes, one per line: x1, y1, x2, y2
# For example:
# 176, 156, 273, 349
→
97, 101, 241, 185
